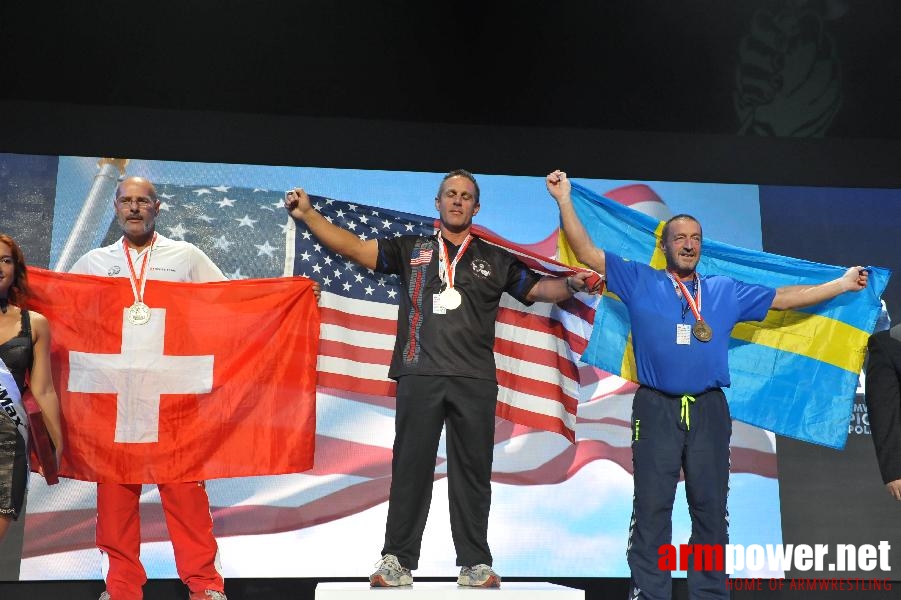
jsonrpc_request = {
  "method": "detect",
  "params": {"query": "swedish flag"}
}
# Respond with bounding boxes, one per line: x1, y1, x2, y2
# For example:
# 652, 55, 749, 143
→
560, 182, 891, 449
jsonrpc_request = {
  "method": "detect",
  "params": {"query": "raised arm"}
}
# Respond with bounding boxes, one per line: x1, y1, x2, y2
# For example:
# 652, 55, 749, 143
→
29, 311, 64, 463
546, 170, 606, 276
770, 267, 868, 311
285, 188, 379, 270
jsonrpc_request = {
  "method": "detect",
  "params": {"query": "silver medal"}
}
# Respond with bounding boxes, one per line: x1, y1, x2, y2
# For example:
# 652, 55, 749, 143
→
127, 301, 151, 325
439, 287, 462, 310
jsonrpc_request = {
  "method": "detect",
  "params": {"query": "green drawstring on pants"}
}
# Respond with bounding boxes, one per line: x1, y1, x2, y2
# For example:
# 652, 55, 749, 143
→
680, 394, 696, 429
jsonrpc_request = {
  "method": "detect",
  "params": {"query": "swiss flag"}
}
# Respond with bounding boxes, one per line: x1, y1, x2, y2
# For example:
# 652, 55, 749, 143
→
27, 268, 319, 484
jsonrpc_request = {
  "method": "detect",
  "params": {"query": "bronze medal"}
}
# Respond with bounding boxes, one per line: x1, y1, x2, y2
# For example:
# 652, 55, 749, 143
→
692, 320, 712, 342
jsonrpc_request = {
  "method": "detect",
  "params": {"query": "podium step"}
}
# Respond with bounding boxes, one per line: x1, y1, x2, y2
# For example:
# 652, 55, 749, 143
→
316, 582, 584, 600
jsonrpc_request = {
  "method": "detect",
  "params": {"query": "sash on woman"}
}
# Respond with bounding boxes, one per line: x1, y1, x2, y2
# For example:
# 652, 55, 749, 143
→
0, 357, 58, 485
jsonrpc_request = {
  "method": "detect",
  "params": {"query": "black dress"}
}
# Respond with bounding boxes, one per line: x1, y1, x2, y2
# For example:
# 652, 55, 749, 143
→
0, 310, 32, 520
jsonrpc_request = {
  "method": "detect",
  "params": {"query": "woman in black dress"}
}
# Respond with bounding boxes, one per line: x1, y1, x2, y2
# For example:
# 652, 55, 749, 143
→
0, 233, 62, 541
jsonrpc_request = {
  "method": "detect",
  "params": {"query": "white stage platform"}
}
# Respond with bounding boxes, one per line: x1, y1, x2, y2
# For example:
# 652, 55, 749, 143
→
316, 582, 584, 600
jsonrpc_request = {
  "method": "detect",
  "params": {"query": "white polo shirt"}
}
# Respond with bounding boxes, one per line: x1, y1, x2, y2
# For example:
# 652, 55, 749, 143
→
69, 234, 227, 283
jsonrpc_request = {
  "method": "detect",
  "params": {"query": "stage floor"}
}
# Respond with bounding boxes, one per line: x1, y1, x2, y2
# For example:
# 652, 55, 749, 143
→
1, 577, 898, 599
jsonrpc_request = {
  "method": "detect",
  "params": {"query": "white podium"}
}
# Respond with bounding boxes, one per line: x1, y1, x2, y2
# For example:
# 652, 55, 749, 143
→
315, 582, 584, 600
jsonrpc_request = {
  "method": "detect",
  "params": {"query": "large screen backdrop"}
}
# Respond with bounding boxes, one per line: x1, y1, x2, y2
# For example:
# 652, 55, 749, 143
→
0, 153, 893, 581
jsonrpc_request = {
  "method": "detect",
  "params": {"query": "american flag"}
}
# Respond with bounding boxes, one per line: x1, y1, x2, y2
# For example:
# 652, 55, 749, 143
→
285, 195, 596, 439
22, 182, 777, 568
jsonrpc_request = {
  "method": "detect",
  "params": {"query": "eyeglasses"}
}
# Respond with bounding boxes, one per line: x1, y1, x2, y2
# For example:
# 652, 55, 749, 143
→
117, 197, 154, 208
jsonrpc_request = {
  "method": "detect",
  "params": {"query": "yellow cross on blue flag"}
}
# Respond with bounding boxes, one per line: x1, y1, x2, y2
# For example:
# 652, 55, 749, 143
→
559, 182, 891, 449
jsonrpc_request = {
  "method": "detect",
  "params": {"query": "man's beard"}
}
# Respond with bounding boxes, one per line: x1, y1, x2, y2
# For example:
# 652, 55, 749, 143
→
118, 217, 152, 236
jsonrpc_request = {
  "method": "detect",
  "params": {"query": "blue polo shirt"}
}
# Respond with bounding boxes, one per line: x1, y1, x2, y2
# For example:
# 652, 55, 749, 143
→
605, 252, 776, 395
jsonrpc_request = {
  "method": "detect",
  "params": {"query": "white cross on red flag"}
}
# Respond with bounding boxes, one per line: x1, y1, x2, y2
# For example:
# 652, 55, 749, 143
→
27, 267, 319, 483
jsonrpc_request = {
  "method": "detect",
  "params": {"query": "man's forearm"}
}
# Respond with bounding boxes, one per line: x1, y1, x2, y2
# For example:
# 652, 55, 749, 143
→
771, 278, 846, 310
298, 209, 377, 270
556, 196, 605, 274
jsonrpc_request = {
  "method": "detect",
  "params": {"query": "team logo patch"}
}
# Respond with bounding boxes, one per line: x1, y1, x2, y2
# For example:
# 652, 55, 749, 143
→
108, 265, 121, 276
471, 259, 491, 279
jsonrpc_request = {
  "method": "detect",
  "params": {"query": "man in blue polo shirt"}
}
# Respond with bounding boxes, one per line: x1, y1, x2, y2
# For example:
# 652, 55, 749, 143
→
546, 170, 868, 600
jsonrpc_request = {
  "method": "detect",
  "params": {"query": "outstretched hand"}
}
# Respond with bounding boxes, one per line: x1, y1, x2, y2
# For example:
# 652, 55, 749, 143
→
842, 266, 869, 292
284, 188, 313, 219
570, 270, 604, 294
546, 170, 571, 202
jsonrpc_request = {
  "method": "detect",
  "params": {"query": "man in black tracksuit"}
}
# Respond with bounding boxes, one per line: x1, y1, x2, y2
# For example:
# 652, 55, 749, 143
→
285, 169, 597, 588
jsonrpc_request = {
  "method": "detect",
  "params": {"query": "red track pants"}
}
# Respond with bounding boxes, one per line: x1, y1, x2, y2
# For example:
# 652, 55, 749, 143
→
96, 481, 224, 599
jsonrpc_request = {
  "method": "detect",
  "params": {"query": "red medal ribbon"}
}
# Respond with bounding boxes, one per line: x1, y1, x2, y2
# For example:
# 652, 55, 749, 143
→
437, 232, 473, 290
122, 233, 158, 304
667, 271, 704, 325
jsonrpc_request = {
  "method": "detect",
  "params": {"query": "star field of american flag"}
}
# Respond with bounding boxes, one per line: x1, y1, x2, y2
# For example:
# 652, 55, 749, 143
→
101, 183, 294, 280
288, 195, 438, 303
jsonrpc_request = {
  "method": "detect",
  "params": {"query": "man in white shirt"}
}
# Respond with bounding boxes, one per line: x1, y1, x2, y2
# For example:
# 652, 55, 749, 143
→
70, 177, 228, 600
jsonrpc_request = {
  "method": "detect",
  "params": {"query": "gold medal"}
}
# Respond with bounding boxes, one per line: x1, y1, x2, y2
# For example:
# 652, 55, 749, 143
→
692, 320, 712, 342
439, 287, 462, 310
127, 301, 151, 325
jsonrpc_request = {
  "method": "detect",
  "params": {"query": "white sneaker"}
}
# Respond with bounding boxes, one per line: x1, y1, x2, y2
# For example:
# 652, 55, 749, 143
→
457, 564, 501, 587
188, 590, 227, 600
370, 554, 413, 587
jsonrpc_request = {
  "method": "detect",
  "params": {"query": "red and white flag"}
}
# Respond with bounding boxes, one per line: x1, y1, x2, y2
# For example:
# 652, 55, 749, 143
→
27, 268, 319, 483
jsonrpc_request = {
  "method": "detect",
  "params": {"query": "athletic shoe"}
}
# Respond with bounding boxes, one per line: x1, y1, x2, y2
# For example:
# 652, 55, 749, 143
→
370, 554, 413, 587
457, 564, 501, 587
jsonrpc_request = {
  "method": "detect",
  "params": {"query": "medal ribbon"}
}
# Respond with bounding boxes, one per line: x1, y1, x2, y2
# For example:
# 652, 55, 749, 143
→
667, 271, 704, 325
437, 231, 473, 290
122, 233, 158, 306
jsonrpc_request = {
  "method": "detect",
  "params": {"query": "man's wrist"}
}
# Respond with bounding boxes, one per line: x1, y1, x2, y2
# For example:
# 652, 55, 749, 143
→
565, 276, 579, 294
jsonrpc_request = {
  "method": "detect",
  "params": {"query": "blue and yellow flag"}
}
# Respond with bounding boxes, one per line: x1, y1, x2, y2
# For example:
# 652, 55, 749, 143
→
560, 182, 891, 449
